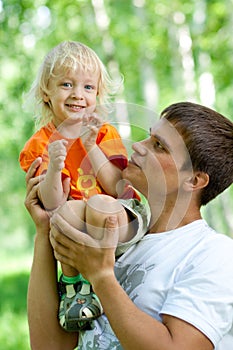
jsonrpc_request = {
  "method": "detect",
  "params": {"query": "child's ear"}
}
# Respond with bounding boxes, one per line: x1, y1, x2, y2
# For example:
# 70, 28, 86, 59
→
183, 172, 209, 192
43, 92, 50, 103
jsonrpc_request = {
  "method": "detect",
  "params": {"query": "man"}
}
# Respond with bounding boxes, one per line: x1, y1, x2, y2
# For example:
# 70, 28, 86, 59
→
25, 102, 233, 349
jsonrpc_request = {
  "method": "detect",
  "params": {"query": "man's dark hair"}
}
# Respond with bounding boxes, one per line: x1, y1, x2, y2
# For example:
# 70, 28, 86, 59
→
161, 102, 233, 205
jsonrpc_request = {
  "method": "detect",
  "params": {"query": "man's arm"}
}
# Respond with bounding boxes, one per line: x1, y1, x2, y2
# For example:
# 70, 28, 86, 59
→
49, 212, 213, 350
25, 158, 78, 350
93, 275, 214, 350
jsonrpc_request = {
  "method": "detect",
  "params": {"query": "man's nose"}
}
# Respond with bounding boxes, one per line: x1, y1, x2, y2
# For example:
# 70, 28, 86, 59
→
132, 140, 147, 155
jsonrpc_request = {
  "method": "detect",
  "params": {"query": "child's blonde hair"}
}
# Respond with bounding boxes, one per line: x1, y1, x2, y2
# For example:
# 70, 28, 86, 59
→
25, 41, 122, 126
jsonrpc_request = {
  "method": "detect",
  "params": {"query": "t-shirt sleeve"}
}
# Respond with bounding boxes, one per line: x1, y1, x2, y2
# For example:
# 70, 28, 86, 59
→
96, 124, 128, 170
160, 236, 233, 347
19, 131, 50, 175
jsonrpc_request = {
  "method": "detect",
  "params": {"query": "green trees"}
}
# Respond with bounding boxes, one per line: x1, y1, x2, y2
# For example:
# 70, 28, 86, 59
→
1, 0, 233, 253
1, 1, 233, 348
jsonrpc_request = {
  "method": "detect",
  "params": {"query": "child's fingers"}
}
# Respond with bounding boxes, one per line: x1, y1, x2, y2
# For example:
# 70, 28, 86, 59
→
83, 113, 103, 128
90, 115, 103, 127
48, 140, 68, 155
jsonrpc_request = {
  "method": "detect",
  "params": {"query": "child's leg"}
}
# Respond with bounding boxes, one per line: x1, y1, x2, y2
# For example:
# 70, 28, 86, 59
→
57, 200, 90, 331
58, 199, 86, 278
63, 194, 132, 331
86, 194, 134, 243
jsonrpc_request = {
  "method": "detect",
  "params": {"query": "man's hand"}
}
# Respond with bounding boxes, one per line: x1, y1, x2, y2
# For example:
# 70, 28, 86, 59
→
24, 157, 71, 231
24, 157, 50, 231
50, 212, 118, 286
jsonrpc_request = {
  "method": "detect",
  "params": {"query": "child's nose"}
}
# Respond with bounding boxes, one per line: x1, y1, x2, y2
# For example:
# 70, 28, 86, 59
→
71, 86, 84, 99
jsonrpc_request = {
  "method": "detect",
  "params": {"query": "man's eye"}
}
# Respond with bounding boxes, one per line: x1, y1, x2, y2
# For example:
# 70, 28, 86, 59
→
154, 141, 164, 150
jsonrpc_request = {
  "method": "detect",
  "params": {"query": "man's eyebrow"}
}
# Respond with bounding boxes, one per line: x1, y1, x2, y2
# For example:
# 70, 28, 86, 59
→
149, 127, 171, 150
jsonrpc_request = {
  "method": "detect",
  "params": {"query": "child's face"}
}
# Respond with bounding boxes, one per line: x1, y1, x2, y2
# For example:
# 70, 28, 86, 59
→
43, 67, 99, 126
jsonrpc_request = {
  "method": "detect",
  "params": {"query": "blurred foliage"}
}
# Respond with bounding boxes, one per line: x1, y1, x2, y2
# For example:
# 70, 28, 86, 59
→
0, 271, 30, 349
0, 0, 233, 348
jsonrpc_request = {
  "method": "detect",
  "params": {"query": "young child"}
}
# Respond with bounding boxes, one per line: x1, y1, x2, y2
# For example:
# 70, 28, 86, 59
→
19, 41, 149, 332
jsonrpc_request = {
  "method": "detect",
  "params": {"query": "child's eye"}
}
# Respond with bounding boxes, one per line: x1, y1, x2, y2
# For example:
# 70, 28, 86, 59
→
62, 82, 72, 88
85, 84, 95, 90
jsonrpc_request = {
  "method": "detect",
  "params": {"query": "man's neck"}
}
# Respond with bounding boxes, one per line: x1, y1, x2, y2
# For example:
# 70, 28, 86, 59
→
148, 199, 202, 234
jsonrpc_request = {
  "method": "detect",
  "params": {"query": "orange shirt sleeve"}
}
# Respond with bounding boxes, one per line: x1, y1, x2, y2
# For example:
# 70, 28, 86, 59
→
19, 125, 52, 175
96, 123, 128, 170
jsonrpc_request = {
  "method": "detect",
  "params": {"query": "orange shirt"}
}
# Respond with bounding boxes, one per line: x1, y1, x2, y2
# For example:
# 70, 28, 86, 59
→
19, 122, 128, 200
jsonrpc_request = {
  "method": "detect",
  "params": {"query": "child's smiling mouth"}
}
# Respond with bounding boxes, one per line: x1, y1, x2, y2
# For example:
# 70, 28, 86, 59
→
66, 104, 85, 112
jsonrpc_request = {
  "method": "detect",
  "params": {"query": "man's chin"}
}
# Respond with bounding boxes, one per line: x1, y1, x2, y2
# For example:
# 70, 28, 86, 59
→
123, 164, 148, 196
122, 162, 138, 182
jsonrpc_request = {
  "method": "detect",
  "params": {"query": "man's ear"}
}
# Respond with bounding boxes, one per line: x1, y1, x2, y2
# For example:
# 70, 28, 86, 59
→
183, 172, 209, 192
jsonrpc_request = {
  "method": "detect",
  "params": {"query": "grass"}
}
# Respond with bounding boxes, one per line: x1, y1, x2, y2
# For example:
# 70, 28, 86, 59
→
0, 229, 33, 350
0, 271, 30, 350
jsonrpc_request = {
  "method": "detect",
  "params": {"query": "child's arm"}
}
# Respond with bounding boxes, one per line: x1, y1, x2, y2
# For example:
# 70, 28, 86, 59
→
39, 140, 69, 210
81, 115, 122, 197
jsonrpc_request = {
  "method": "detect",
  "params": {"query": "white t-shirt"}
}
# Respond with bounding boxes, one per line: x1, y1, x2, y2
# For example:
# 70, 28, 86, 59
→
78, 220, 233, 350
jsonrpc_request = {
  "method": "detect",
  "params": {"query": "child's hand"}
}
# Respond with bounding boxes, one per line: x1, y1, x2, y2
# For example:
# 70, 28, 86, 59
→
81, 113, 103, 152
48, 140, 68, 171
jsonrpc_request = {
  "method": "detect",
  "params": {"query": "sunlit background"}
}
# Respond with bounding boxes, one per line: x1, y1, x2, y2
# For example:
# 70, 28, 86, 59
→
1, 0, 233, 348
